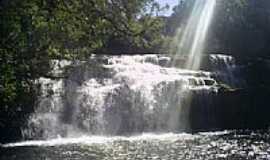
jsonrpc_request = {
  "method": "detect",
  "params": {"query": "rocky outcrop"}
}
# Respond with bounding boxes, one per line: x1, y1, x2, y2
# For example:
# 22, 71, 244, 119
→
189, 87, 270, 132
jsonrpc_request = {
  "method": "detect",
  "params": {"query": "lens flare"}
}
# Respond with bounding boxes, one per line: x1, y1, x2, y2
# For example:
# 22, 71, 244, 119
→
171, 0, 216, 70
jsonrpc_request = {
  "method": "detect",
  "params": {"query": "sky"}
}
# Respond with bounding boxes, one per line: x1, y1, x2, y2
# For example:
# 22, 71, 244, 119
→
156, 0, 179, 16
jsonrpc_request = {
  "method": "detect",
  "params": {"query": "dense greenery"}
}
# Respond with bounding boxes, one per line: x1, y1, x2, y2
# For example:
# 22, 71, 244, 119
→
0, 0, 165, 137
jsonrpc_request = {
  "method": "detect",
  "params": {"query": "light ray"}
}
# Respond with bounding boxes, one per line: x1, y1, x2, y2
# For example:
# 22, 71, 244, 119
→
171, 0, 216, 70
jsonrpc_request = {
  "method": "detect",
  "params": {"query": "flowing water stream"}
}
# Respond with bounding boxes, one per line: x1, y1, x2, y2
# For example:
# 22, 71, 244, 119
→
2, 131, 270, 159
22, 54, 218, 139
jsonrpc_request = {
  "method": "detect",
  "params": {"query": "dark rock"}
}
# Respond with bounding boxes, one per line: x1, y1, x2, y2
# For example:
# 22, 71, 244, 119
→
189, 87, 270, 132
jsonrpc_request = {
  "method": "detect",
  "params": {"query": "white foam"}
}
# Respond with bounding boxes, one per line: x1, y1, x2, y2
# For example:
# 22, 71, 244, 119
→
24, 55, 219, 139
3, 133, 197, 148
199, 130, 230, 136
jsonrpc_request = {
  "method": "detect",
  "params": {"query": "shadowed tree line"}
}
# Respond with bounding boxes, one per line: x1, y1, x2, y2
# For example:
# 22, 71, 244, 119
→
164, 0, 270, 57
209, 0, 270, 57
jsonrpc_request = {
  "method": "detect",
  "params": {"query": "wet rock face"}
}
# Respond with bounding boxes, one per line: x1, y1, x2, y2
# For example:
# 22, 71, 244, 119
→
189, 87, 270, 132
242, 58, 270, 87
199, 54, 247, 88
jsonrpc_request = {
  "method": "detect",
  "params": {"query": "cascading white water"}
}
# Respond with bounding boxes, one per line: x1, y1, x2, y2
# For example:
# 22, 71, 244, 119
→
23, 55, 218, 139
209, 54, 246, 87
171, 0, 216, 70
21, 0, 219, 140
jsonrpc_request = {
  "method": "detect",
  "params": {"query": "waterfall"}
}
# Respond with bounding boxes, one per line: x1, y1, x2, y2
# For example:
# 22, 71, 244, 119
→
209, 54, 246, 88
22, 55, 218, 140
20, 0, 220, 140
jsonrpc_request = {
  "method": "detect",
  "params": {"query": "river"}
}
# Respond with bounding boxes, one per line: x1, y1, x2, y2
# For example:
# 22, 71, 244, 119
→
2, 130, 270, 160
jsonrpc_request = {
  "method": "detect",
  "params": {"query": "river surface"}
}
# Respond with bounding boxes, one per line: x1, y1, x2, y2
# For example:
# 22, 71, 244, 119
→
1, 130, 270, 160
